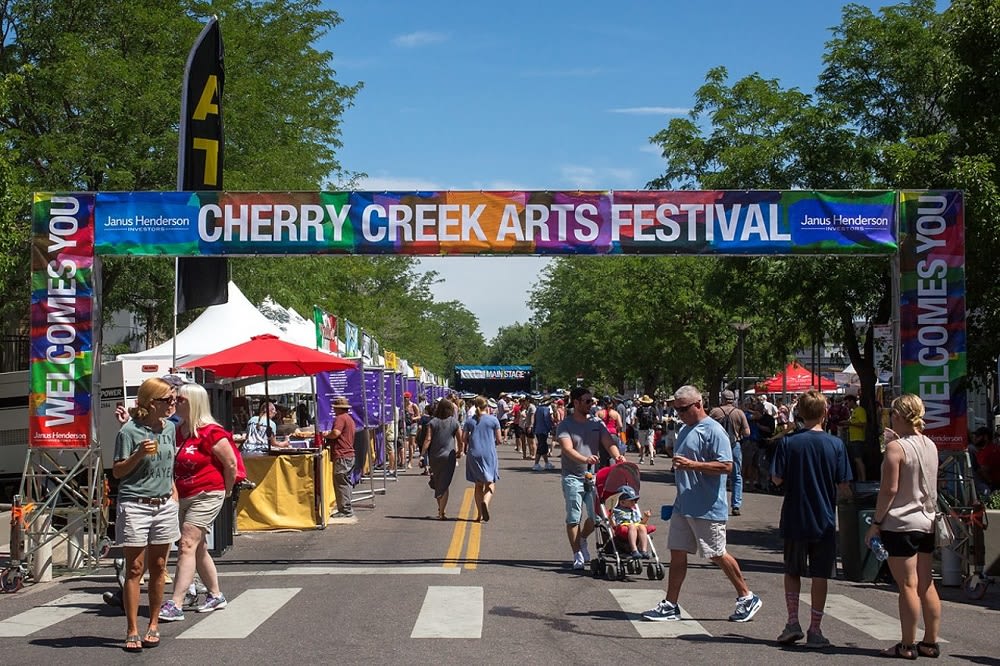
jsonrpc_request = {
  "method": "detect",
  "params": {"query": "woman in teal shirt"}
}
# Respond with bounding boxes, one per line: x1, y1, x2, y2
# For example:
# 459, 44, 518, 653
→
113, 377, 180, 652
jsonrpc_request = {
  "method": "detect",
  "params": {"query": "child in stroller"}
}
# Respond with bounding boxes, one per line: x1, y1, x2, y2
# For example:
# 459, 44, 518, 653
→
611, 485, 651, 559
592, 462, 665, 581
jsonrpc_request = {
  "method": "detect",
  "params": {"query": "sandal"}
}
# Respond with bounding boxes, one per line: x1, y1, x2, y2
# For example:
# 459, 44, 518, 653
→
880, 643, 916, 660
917, 641, 941, 658
124, 634, 143, 653
142, 628, 160, 648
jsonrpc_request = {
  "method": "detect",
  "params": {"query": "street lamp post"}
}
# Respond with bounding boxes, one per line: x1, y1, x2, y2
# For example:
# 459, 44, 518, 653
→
730, 321, 752, 400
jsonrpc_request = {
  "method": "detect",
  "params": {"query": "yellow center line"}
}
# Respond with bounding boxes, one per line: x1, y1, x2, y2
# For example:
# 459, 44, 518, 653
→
443, 488, 474, 567
464, 518, 481, 570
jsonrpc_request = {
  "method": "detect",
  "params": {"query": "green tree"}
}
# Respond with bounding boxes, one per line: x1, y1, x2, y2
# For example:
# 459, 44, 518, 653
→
0, 0, 362, 336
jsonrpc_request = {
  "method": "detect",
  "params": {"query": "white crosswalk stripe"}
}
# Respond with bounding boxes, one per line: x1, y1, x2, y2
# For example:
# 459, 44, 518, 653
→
176, 588, 301, 639
609, 588, 711, 638
802, 594, 947, 643
411, 586, 483, 638
0, 593, 100, 637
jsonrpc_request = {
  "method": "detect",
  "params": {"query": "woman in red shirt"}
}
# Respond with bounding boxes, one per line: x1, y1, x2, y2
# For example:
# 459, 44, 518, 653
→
158, 383, 238, 621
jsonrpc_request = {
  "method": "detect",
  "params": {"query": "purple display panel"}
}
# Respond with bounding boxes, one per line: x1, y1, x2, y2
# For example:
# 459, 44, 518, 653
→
316, 363, 363, 432
363, 368, 383, 426
405, 378, 420, 402
383, 372, 396, 424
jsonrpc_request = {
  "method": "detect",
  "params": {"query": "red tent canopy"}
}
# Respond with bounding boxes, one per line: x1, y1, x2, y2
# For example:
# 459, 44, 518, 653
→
757, 361, 837, 393
179, 334, 356, 378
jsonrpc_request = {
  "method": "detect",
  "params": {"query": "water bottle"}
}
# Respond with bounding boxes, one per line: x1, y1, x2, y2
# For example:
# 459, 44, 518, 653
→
869, 536, 889, 561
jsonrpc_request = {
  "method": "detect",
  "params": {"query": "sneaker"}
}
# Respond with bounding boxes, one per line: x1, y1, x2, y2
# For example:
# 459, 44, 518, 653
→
630, 550, 642, 559
732, 507, 741, 516
197, 593, 228, 613
805, 630, 831, 649
649, 459, 654, 465
532, 463, 542, 471
182, 590, 200, 610
777, 622, 804, 644
544, 462, 555, 470
158, 600, 185, 622
571, 551, 585, 570
729, 593, 762, 622
579, 540, 591, 562
642, 599, 681, 622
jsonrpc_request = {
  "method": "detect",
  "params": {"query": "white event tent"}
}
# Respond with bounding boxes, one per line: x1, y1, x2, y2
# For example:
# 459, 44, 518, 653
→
117, 281, 283, 368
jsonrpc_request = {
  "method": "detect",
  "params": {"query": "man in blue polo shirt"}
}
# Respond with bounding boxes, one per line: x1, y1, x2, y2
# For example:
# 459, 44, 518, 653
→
643, 385, 762, 623
771, 389, 852, 648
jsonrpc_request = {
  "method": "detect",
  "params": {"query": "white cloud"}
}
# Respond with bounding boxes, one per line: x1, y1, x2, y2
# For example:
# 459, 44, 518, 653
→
355, 174, 445, 191
521, 66, 614, 78
559, 166, 637, 190
609, 106, 690, 115
392, 31, 448, 48
640, 144, 662, 154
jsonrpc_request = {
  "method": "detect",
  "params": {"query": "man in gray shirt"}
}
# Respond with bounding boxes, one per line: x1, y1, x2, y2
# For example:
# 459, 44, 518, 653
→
557, 386, 625, 570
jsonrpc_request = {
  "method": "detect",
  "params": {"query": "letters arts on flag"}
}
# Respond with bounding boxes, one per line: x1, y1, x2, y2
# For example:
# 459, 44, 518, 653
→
91, 190, 898, 256
29, 194, 95, 448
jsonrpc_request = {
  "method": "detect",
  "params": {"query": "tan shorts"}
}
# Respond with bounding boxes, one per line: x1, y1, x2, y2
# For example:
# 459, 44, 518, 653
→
116, 499, 180, 547
667, 515, 727, 559
179, 491, 227, 530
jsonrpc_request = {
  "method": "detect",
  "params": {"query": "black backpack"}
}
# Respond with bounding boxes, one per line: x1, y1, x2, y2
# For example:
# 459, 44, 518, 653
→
637, 405, 655, 429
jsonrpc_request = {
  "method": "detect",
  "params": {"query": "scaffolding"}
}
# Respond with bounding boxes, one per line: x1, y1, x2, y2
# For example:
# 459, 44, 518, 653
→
2, 447, 109, 591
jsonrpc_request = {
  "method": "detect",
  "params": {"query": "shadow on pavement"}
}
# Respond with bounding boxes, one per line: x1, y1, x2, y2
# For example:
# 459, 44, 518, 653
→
29, 635, 121, 650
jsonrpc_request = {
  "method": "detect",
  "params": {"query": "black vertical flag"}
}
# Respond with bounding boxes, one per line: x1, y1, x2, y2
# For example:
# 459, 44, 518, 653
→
176, 17, 228, 313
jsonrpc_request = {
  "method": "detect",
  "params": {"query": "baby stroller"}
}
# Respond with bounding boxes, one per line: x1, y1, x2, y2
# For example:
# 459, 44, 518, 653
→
591, 462, 665, 581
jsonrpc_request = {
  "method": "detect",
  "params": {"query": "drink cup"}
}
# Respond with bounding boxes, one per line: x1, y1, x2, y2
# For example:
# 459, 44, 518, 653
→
144, 438, 158, 455
660, 504, 674, 521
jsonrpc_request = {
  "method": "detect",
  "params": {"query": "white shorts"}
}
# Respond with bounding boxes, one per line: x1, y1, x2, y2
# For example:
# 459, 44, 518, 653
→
667, 515, 727, 559
116, 498, 180, 547
179, 491, 226, 530
638, 429, 655, 448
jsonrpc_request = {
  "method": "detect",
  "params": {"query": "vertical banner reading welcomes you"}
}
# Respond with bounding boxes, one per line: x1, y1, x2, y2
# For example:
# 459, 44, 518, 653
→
30, 194, 96, 448
898, 191, 966, 450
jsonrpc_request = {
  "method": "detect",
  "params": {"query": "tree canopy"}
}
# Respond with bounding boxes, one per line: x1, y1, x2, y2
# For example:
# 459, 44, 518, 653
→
0, 0, 485, 376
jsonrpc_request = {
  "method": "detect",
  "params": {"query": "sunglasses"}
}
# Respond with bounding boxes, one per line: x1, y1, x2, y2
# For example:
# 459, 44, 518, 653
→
175, 396, 188, 404
675, 401, 699, 413
153, 396, 176, 405
577, 397, 595, 405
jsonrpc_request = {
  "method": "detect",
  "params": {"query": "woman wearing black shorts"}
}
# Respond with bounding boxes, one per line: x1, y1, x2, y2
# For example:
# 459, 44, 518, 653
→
864, 394, 942, 660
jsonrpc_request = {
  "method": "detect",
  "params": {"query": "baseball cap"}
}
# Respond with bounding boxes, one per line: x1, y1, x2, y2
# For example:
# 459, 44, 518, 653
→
617, 485, 639, 501
721, 390, 735, 403
161, 373, 189, 389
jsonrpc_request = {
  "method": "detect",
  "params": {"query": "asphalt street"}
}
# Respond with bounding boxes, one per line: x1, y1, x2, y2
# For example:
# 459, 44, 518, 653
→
1, 442, 998, 665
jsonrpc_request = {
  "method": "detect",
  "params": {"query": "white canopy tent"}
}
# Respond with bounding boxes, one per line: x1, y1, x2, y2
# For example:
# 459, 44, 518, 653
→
834, 363, 891, 388
117, 281, 283, 366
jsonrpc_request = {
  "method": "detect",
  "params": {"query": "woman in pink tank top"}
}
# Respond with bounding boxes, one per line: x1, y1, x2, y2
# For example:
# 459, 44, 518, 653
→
865, 394, 942, 659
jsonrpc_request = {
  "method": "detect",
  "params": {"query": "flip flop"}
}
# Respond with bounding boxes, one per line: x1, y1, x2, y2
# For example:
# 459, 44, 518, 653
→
141, 629, 160, 648
880, 643, 916, 660
917, 642, 941, 658
124, 634, 143, 653
481, 504, 490, 522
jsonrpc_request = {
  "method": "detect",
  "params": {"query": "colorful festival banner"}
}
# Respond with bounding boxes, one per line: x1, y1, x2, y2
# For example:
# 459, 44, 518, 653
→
343, 320, 359, 357
30, 194, 95, 448
82, 190, 897, 256
361, 332, 372, 362
313, 305, 337, 352
898, 191, 966, 450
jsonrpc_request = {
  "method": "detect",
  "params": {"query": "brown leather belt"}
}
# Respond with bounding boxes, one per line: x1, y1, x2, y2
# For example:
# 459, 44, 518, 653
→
122, 496, 171, 506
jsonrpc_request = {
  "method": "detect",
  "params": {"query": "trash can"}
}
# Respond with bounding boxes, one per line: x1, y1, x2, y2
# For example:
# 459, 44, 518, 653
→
837, 482, 881, 582
207, 495, 235, 556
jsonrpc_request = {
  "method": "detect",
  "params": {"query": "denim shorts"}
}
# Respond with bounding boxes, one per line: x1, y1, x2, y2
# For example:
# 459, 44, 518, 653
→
562, 474, 596, 525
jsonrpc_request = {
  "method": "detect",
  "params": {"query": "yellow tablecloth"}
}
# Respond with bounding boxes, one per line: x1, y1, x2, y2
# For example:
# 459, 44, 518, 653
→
237, 450, 333, 531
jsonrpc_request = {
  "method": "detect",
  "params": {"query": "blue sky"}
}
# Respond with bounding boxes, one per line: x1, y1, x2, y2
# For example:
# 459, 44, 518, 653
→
322, 0, 925, 341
